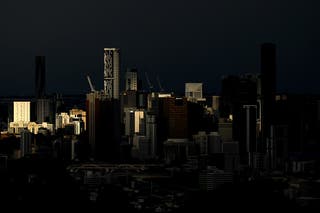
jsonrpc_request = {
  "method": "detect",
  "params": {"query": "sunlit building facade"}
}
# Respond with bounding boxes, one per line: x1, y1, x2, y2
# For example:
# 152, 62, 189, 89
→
13, 101, 30, 123
104, 48, 120, 99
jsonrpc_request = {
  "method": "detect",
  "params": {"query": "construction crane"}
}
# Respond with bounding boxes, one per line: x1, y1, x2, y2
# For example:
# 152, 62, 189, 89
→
144, 72, 154, 92
86, 75, 96, 92
156, 75, 164, 92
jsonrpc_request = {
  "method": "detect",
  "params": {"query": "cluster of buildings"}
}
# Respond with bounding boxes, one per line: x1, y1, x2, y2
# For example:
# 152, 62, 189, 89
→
0, 44, 319, 205
0, 56, 86, 160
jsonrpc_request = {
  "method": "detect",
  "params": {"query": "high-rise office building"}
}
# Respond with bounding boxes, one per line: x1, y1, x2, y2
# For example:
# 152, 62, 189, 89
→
123, 108, 146, 136
104, 48, 120, 99
157, 97, 188, 157
125, 68, 138, 91
55, 112, 70, 129
35, 56, 46, 99
20, 129, 33, 157
124, 107, 135, 137
260, 43, 276, 155
121, 90, 137, 109
212, 96, 220, 112
134, 110, 146, 135
185, 83, 204, 102
219, 74, 258, 165
36, 98, 52, 123
146, 113, 157, 158
35, 55, 53, 123
69, 108, 86, 130
87, 91, 102, 158
159, 97, 188, 139
86, 91, 120, 160
13, 101, 30, 122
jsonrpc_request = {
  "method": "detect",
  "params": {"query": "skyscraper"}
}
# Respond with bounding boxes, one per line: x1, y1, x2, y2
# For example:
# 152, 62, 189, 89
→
260, 43, 276, 153
35, 56, 46, 99
13, 101, 31, 122
125, 68, 138, 91
86, 91, 120, 160
20, 129, 33, 157
219, 74, 258, 165
185, 83, 204, 102
36, 98, 52, 123
34, 55, 52, 123
104, 48, 120, 99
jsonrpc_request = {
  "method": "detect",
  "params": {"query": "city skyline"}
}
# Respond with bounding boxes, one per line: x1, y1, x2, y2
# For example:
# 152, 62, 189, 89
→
1, 0, 319, 95
0, 43, 319, 97
0, 44, 318, 209
1, 1, 320, 210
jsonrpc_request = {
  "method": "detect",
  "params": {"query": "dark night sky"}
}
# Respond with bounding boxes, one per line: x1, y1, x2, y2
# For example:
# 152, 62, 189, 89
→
1, 0, 319, 96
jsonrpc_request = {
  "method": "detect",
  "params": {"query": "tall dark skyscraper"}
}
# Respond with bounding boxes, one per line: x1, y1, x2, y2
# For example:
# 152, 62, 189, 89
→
35, 56, 46, 99
35, 56, 52, 123
260, 43, 277, 154
220, 74, 258, 165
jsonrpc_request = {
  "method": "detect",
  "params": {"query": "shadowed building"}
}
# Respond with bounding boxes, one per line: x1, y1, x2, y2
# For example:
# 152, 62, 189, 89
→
86, 91, 120, 161
219, 74, 258, 165
35, 56, 53, 123
157, 97, 188, 157
125, 68, 138, 91
260, 43, 276, 149
158, 97, 188, 139
36, 98, 52, 123
260, 43, 277, 169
